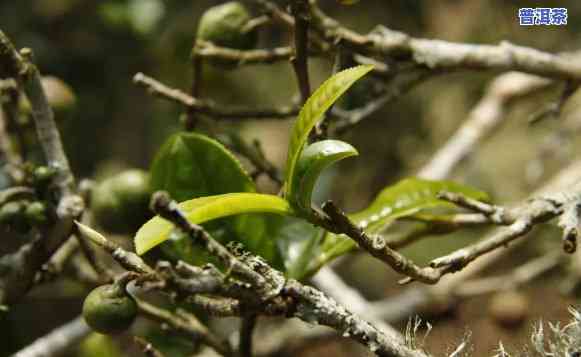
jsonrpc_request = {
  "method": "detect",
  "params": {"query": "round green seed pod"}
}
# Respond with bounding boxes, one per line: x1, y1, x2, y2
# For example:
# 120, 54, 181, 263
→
82, 284, 137, 335
0, 200, 29, 232
32, 166, 57, 188
91, 169, 153, 234
25, 201, 48, 225
197, 2, 257, 67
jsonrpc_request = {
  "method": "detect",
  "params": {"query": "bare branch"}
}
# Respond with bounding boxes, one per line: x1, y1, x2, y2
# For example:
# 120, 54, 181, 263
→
418, 72, 552, 180
133, 72, 299, 120
309, 5, 581, 81
320, 201, 442, 284
373, 160, 581, 322
239, 314, 257, 357
137, 299, 233, 356
195, 41, 294, 65
12, 316, 90, 357
0, 79, 23, 183
290, 0, 311, 104
0, 30, 83, 305
455, 251, 562, 297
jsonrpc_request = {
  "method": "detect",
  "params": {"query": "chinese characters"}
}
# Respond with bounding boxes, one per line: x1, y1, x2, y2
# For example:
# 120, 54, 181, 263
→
518, 8, 567, 26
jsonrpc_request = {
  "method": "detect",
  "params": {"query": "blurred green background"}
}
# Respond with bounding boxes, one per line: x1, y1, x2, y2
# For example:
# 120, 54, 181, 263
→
2, 0, 581, 355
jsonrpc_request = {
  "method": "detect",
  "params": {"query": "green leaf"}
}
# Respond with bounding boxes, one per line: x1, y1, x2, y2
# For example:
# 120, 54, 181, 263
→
306, 178, 490, 275
284, 65, 374, 202
291, 139, 358, 212
274, 217, 324, 279
144, 132, 291, 265
135, 193, 294, 255
150, 133, 254, 202
350, 178, 489, 232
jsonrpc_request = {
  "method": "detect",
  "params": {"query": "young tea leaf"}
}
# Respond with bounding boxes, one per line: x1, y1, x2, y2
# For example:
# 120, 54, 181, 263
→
284, 65, 374, 202
291, 139, 358, 212
134, 193, 294, 255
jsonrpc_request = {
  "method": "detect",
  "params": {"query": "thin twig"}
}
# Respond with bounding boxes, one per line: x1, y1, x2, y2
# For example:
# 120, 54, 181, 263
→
418, 72, 552, 180
137, 299, 233, 356
290, 0, 311, 104
195, 41, 294, 65
239, 314, 257, 357
529, 80, 579, 125
133, 72, 299, 120
12, 316, 90, 357
455, 251, 562, 297
320, 201, 442, 284
185, 49, 203, 130
0, 79, 23, 183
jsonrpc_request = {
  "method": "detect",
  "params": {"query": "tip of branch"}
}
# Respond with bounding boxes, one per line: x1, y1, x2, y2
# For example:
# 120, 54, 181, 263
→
74, 220, 108, 248
149, 190, 173, 216
133, 72, 145, 83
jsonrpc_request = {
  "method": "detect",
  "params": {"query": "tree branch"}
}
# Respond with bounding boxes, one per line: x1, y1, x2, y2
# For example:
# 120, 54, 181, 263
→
309, 5, 581, 80
239, 314, 257, 357
0, 30, 83, 305
0, 79, 23, 183
12, 316, 90, 357
290, 0, 311, 104
80, 193, 427, 356
137, 299, 233, 356
133, 72, 299, 120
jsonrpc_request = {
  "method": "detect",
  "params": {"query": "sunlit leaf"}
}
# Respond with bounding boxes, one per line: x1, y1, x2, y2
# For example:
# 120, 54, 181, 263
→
135, 193, 294, 255
284, 65, 374, 202
350, 178, 489, 232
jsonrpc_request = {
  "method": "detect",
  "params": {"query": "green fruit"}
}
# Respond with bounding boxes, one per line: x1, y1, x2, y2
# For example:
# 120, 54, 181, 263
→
82, 284, 137, 335
92, 169, 153, 234
0, 200, 29, 232
197, 2, 257, 56
32, 166, 57, 186
25, 201, 48, 225
79, 333, 123, 357
0, 201, 23, 221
